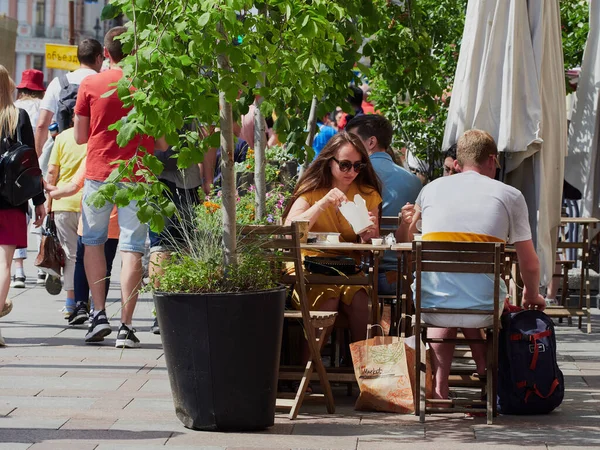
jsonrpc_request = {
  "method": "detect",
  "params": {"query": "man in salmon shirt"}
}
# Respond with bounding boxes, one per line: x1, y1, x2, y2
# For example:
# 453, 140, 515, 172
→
74, 26, 167, 348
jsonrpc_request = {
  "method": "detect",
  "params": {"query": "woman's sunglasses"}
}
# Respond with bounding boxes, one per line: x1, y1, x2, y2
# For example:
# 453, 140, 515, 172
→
332, 157, 367, 173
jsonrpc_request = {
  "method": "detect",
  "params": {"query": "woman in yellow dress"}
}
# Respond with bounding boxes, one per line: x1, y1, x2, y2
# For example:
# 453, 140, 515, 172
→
284, 131, 382, 342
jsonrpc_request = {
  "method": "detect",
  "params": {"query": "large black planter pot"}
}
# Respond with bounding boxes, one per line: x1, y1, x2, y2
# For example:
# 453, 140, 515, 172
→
154, 287, 286, 431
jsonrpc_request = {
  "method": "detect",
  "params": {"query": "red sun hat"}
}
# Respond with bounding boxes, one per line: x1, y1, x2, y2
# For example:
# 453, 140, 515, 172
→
16, 69, 45, 91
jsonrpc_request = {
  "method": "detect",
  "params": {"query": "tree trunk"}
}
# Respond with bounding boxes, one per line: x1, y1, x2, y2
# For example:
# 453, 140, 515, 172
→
217, 52, 236, 266
300, 96, 319, 176
254, 98, 266, 221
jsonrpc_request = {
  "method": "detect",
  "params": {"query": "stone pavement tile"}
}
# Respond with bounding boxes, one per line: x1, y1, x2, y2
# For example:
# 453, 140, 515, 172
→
124, 397, 174, 411
117, 378, 150, 392
37, 388, 170, 400
89, 397, 134, 411
292, 422, 423, 439
8, 408, 95, 420
277, 415, 360, 426
0, 444, 30, 450
0, 417, 68, 429
357, 441, 546, 450
258, 423, 294, 435
575, 361, 600, 370
228, 447, 291, 450
359, 412, 464, 425
137, 378, 172, 393
28, 443, 97, 450
0, 368, 67, 377
424, 421, 475, 440
0, 404, 15, 416
80, 348, 165, 362
0, 427, 173, 446
136, 364, 159, 375
73, 407, 177, 423
0, 388, 41, 397
59, 366, 153, 377
110, 419, 184, 432
473, 425, 600, 446
0, 395, 96, 409
0, 375, 126, 391
165, 431, 359, 449
1, 355, 87, 365
60, 418, 117, 430
98, 446, 222, 450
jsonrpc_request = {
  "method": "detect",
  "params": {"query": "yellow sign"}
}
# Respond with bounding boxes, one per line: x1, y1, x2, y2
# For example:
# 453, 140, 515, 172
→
45, 44, 79, 71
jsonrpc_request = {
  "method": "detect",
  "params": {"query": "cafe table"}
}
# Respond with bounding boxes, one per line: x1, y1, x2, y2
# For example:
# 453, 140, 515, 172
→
300, 242, 390, 326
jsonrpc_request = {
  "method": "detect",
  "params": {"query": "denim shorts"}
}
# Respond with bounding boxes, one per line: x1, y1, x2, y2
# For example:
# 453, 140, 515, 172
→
81, 179, 148, 254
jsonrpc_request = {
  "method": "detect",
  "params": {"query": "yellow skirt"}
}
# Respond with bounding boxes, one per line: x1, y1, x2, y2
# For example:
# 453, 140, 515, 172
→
291, 274, 370, 310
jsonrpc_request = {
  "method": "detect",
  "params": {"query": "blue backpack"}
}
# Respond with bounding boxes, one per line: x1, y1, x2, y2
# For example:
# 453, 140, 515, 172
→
497, 310, 564, 415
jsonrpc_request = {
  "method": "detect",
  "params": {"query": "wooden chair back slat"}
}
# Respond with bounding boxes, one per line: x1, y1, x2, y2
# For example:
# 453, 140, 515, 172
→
417, 262, 496, 273
413, 241, 500, 253
380, 215, 400, 231
417, 251, 496, 263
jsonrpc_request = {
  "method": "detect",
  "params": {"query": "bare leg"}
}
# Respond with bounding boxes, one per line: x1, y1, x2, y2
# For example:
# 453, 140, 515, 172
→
0, 245, 16, 311
120, 251, 143, 324
463, 328, 486, 375
341, 289, 370, 342
149, 251, 169, 289
428, 327, 458, 399
84, 244, 107, 312
545, 263, 561, 303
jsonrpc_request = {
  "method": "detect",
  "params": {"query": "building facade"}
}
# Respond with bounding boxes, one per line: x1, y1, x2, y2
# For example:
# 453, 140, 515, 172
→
0, 0, 106, 84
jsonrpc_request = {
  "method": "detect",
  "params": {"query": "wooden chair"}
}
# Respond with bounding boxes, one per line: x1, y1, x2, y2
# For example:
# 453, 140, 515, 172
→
413, 241, 504, 425
238, 221, 337, 419
378, 214, 402, 332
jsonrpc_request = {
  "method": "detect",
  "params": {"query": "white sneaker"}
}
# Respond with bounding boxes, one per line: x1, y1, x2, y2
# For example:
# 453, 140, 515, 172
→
0, 329, 5, 347
36, 272, 46, 285
10, 276, 25, 289
545, 297, 559, 306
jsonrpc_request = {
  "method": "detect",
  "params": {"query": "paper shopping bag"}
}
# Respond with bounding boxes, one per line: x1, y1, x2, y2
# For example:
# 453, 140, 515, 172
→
350, 335, 414, 413
405, 335, 434, 402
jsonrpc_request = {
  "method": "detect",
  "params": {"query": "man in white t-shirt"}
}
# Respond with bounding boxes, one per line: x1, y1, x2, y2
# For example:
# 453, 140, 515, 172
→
409, 129, 546, 399
34, 39, 103, 156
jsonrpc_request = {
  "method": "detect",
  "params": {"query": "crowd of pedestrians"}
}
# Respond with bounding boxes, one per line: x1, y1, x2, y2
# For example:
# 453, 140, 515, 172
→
0, 27, 172, 348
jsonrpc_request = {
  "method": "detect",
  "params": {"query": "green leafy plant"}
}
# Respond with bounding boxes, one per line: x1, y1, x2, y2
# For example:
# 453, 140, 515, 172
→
366, 0, 467, 176
561, 0, 589, 93
99, 0, 376, 269
153, 211, 279, 293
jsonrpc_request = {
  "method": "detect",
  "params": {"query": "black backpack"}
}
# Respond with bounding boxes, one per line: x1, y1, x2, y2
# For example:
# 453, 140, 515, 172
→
56, 75, 79, 132
0, 126, 43, 206
497, 310, 564, 415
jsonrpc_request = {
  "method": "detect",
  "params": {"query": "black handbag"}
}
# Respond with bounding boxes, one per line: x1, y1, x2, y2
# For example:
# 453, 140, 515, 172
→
0, 125, 43, 206
304, 256, 362, 276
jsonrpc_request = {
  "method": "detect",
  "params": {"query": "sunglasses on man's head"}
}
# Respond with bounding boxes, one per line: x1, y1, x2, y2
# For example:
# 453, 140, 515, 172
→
332, 157, 367, 173
493, 154, 501, 170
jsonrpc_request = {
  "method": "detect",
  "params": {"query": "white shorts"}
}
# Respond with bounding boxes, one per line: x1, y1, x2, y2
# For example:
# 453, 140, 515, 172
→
421, 313, 492, 328
421, 304, 503, 328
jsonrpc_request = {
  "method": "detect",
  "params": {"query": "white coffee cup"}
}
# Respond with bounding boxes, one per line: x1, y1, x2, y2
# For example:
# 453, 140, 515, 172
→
413, 234, 422, 241
371, 238, 383, 245
327, 234, 340, 244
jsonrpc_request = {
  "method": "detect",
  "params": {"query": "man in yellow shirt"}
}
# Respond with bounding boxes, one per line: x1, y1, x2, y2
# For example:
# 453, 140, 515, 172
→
46, 127, 86, 315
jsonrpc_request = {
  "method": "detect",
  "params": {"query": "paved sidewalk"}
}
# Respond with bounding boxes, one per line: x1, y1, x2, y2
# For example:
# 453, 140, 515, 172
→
0, 249, 599, 449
